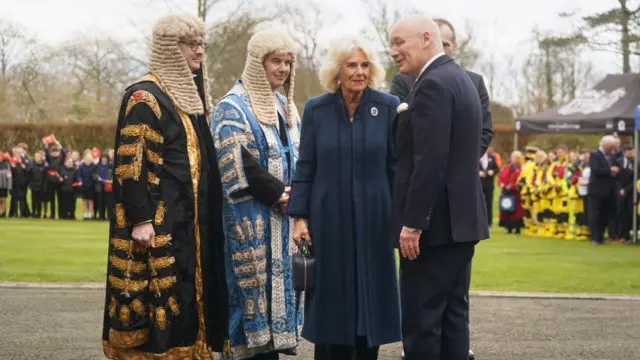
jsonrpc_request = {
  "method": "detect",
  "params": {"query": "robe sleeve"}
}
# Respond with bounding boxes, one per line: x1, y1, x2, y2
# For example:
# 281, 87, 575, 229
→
241, 146, 285, 206
287, 102, 317, 218
113, 89, 165, 226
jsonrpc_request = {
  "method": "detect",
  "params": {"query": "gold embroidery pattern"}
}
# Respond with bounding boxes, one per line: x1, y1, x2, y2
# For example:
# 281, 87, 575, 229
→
178, 111, 211, 359
245, 297, 255, 319
146, 148, 163, 165
232, 246, 266, 262
221, 169, 236, 184
149, 256, 175, 271
107, 328, 149, 348
103, 340, 194, 359
110, 237, 146, 256
132, 299, 145, 315
219, 132, 255, 150
154, 307, 168, 331
154, 234, 172, 247
109, 255, 147, 274
241, 217, 255, 240
115, 164, 137, 182
238, 274, 267, 289
154, 201, 166, 226
233, 260, 266, 275
258, 294, 266, 315
255, 215, 265, 240
125, 90, 162, 119
248, 148, 260, 160
168, 296, 180, 316
233, 224, 245, 243
150, 276, 177, 295
121, 124, 145, 138
114, 204, 127, 228
148, 171, 160, 185
109, 297, 117, 318
119, 305, 131, 326
219, 152, 233, 168
117, 143, 139, 157
108, 276, 148, 297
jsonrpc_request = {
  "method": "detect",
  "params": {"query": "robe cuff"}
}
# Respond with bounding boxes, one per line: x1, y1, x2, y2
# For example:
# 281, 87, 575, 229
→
126, 202, 152, 227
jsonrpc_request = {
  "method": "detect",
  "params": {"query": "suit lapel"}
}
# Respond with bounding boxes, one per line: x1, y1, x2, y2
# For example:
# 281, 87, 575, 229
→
407, 55, 452, 103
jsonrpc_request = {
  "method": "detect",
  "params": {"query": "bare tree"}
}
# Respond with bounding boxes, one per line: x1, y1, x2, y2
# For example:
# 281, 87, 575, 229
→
563, 0, 640, 73
454, 20, 482, 69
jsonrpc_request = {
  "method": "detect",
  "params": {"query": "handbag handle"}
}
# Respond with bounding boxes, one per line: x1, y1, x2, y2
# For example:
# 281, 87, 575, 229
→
298, 237, 311, 256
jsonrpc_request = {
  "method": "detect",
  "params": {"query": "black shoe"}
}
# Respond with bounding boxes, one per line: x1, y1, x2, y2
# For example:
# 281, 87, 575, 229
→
469, 349, 476, 360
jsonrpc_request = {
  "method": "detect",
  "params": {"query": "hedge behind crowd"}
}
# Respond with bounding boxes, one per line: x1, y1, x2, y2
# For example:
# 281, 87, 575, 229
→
0, 123, 117, 153
0, 123, 612, 157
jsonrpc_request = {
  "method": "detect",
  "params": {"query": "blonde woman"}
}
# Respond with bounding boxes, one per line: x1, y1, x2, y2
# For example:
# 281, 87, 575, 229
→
288, 37, 401, 360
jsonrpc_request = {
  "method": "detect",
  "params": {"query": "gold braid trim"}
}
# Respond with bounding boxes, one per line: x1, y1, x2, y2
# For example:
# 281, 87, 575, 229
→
108, 328, 149, 348
144, 128, 164, 144
168, 296, 180, 316
219, 152, 233, 168
103, 340, 194, 359
148, 171, 160, 185
108, 276, 148, 297
117, 143, 139, 157
114, 204, 127, 228
115, 164, 137, 183
131, 299, 145, 315
149, 256, 175, 272
154, 234, 172, 247
146, 148, 163, 165
109, 255, 147, 274
121, 124, 145, 138
109, 297, 117, 318
125, 90, 162, 119
154, 201, 166, 226
149, 276, 177, 295
110, 237, 146, 256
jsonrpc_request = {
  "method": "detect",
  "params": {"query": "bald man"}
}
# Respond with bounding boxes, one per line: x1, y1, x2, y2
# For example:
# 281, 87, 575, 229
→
389, 16, 489, 360
390, 18, 493, 156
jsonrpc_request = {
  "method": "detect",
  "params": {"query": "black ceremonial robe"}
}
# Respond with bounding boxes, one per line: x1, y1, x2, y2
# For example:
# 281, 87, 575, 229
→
102, 72, 229, 359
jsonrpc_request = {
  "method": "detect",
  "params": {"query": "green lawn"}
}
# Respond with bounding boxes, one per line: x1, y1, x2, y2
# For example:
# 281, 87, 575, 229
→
1, 217, 639, 294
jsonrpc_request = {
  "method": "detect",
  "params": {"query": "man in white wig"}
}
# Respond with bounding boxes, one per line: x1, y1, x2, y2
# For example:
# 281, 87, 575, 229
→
102, 13, 229, 359
210, 29, 303, 360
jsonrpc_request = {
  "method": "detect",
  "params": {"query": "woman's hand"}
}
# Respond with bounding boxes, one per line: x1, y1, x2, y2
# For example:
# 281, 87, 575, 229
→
292, 218, 311, 246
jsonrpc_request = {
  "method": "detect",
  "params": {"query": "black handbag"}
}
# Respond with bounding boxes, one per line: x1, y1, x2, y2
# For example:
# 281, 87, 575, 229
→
292, 238, 315, 291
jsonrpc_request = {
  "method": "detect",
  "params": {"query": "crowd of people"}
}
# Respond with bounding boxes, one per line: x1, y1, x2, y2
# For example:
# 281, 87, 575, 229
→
488, 136, 637, 245
0, 140, 114, 220
4, 11, 634, 360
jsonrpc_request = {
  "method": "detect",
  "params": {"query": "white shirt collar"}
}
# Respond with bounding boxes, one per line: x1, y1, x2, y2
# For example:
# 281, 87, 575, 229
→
417, 52, 446, 79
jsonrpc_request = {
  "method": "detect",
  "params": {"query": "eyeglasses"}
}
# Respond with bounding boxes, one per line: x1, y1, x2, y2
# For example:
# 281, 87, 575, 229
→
180, 40, 207, 52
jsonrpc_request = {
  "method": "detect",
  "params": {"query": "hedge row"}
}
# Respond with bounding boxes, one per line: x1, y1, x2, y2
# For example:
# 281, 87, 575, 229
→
0, 123, 117, 153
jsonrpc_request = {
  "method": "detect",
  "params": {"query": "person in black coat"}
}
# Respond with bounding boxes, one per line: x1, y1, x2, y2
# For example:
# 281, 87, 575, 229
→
616, 146, 635, 242
389, 16, 489, 360
8, 147, 31, 218
30, 150, 48, 218
588, 135, 621, 245
479, 152, 499, 226
59, 158, 77, 219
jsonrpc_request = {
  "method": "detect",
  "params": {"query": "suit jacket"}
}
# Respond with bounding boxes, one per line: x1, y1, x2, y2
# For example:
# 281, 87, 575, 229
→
390, 69, 493, 155
588, 149, 619, 197
479, 154, 499, 191
391, 55, 489, 247
617, 157, 635, 197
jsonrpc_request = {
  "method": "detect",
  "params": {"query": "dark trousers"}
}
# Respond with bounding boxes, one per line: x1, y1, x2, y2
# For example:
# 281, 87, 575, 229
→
59, 191, 75, 219
47, 184, 62, 219
482, 187, 494, 226
31, 190, 44, 218
9, 193, 30, 218
314, 337, 380, 360
617, 195, 633, 240
401, 242, 476, 360
588, 194, 616, 243
95, 191, 106, 219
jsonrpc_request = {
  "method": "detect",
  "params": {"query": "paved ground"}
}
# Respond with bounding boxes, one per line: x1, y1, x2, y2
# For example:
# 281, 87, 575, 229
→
1, 288, 639, 359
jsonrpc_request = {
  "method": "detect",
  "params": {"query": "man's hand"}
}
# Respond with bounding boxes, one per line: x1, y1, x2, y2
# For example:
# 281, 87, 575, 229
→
611, 166, 620, 175
292, 218, 311, 246
488, 170, 495, 176
399, 227, 421, 260
620, 189, 626, 197
479, 171, 486, 178
132, 222, 155, 248
278, 186, 291, 213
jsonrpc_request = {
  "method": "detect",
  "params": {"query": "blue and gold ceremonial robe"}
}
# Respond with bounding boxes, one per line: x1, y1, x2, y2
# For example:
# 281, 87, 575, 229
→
210, 80, 303, 359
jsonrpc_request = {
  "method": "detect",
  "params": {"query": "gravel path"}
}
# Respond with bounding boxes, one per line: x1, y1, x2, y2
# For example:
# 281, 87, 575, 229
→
1, 288, 638, 359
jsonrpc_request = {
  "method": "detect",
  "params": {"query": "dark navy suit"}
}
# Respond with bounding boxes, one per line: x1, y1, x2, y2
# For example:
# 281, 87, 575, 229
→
391, 55, 490, 360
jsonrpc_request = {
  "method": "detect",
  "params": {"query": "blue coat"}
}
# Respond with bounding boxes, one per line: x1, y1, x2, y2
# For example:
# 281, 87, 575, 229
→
287, 88, 402, 347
